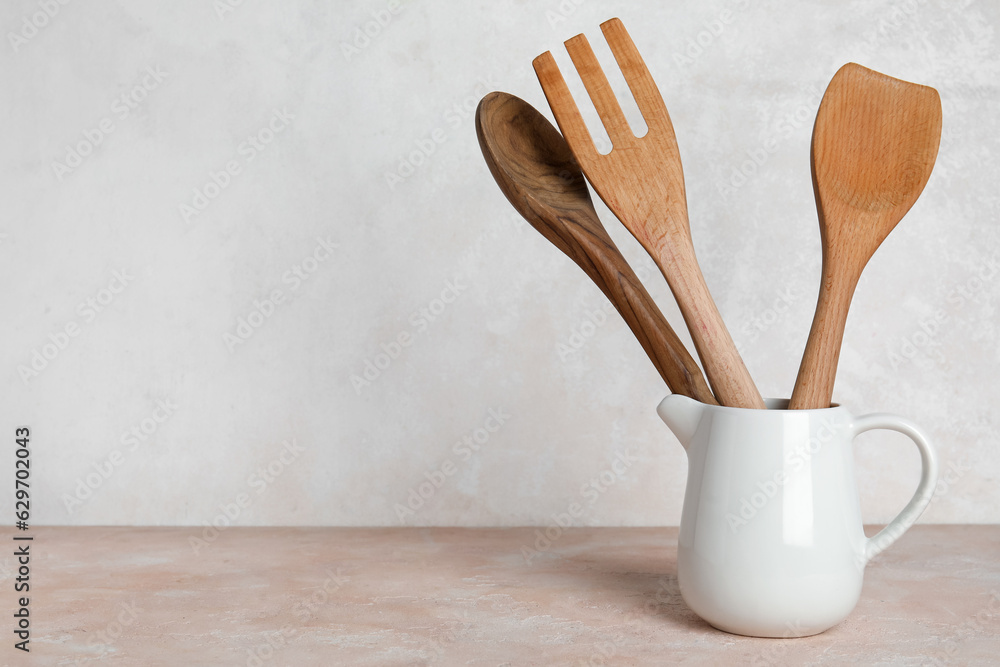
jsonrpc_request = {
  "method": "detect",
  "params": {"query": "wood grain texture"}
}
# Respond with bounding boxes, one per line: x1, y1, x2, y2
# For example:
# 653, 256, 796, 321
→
533, 18, 764, 409
475, 91, 717, 404
789, 63, 942, 409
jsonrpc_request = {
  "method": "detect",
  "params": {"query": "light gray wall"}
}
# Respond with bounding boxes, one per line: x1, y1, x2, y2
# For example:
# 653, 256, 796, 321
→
3, 0, 996, 527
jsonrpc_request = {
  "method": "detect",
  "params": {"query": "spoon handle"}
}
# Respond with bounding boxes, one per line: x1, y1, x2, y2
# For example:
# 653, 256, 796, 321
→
559, 213, 718, 404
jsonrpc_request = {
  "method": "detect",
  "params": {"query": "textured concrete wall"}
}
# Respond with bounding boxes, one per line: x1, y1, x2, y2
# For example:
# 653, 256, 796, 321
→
3, 0, 996, 526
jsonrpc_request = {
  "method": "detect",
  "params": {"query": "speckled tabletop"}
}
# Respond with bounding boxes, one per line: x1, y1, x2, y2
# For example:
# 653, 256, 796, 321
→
10, 525, 999, 665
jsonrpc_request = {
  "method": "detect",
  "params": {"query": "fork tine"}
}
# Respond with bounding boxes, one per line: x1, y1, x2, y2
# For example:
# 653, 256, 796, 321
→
532, 51, 601, 166
564, 33, 635, 149
600, 18, 670, 131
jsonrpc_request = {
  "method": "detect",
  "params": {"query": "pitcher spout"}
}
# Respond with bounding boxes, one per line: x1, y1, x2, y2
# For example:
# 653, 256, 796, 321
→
657, 394, 707, 451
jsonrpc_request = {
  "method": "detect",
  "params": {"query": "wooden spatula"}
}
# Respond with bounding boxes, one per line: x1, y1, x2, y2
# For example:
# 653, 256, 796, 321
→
789, 63, 942, 409
533, 18, 765, 409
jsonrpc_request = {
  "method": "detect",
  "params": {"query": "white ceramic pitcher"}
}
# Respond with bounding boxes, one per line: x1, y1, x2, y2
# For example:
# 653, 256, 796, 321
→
657, 395, 938, 638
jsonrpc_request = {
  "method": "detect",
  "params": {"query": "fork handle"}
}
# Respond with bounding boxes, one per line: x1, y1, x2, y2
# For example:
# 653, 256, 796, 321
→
657, 241, 766, 409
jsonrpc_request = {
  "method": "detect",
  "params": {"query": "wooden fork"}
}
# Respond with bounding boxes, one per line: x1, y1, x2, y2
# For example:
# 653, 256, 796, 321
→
533, 18, 765, 409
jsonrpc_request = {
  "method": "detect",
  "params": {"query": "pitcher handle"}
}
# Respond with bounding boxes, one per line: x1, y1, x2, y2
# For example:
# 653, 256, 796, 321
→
852, 413, 939, 564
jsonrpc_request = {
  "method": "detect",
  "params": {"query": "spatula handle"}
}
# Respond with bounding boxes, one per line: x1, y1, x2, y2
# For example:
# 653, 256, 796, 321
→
789, 277, 856, 409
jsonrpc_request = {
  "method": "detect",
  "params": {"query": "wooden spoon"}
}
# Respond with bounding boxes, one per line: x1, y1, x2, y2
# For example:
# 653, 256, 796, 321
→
476, 91, 717, 405
789, 63, 942, 409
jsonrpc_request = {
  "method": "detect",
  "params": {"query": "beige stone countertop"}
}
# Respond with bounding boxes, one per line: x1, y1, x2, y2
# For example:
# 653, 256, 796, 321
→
6, 525, 999, 665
